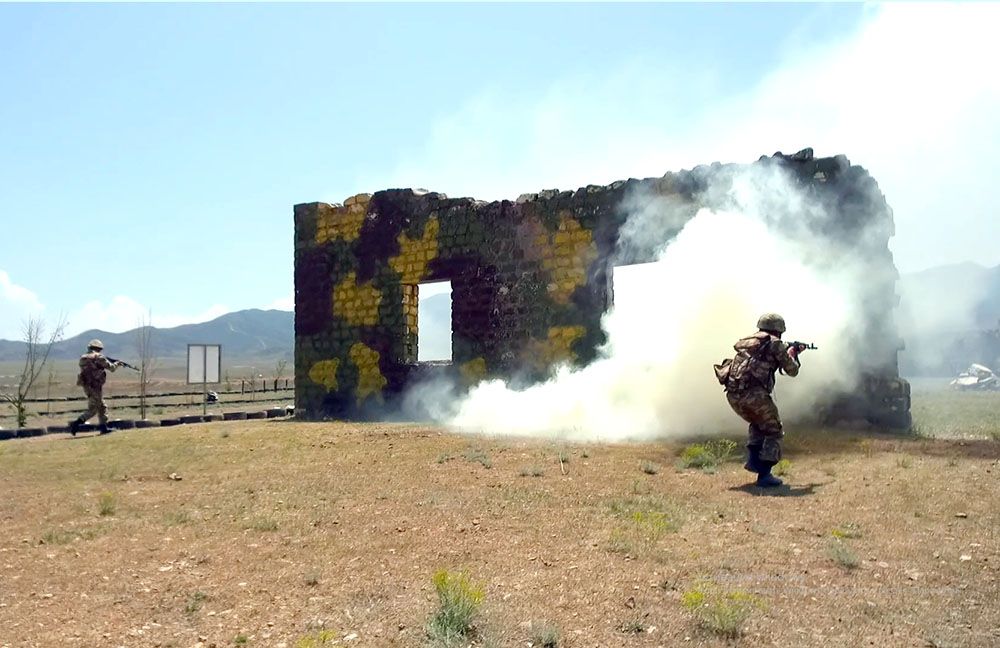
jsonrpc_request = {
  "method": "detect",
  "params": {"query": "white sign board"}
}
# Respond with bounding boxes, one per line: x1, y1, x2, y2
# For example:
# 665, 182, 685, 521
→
187, 344, 221, 384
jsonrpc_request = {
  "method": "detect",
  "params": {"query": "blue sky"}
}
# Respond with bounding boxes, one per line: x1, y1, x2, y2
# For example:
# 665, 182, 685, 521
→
1, 3, 998, 339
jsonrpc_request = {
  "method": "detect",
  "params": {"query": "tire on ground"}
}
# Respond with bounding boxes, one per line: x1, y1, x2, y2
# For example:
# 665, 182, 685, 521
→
245, 411, 267, 420
223, 412, 248, 421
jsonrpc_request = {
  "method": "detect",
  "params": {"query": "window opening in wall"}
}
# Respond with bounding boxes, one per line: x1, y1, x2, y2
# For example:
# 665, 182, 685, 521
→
417, 280, 453, 362
610, 262, 661, 313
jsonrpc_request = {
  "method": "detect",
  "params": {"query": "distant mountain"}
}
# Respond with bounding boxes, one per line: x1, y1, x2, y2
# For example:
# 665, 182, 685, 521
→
0, 309, 294, 362
897, 263, 1000, 375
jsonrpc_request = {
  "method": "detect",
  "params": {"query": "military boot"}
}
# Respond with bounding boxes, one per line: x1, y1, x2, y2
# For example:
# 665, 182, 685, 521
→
69, 418, 83, 437
756, 462, 783, 488
98, 423, 111, 435
744, 445, 763, 473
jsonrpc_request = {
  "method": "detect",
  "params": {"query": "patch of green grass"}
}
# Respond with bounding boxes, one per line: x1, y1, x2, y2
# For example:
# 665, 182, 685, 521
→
530, 621, 560, 647
164, 509, 192, 526
681, 585, 762, 638
828, 540, 860, 570
233, 635, 248, 645
640, 460, 660, 475
98, 492, 117, 516
463, 447, 492, 469
909, 389, 1000, 439
519, 465, 544, 478
831, 523, 862, 539
295, 630, 336, 648
678, 439, 738, 471
246, 517, 279, 532
618, 613, 648, 634
606, 495, 682, 556
436, 452, 453, 464
185, 591, 209, 615
896, 456, 913, 469
772, 459, 792, 476
426, 569, 485, 644
41, 526, 104, 545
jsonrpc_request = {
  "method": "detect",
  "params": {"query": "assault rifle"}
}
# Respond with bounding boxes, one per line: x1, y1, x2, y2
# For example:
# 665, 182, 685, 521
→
787, 341, 818, 352
107, 357, 140, 371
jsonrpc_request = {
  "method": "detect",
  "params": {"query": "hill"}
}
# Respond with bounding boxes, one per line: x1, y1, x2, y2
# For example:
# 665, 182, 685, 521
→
0, 309, 293, 362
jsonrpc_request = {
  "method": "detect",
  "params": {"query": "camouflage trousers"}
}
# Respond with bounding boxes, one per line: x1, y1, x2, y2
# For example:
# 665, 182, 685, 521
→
81, 387, 109, 425
726, 389, 783, 463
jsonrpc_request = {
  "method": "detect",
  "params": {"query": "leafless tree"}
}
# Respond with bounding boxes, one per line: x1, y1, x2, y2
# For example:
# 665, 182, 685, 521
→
1, 316, 67, 428
135, 311, 157, 420
272, 358, 289, 391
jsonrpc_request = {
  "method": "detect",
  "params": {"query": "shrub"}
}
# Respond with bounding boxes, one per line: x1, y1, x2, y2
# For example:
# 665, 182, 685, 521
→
426, 570, 485, 643
98, 492, 117, 517
828, 540, 860, 570
519, 465, 544, 477
185, 591, 208, 615
295, 630, 336, 648
640, 460, 660, 475
681, 585, 762, 638
772, 459, 791, 476
530, 621, 560, 647
463, 447, 492, 469
830, 523, 862, 539
679, 439, 738, 471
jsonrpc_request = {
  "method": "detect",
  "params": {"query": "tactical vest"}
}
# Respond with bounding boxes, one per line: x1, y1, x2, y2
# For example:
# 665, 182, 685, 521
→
77, 352, 108, 390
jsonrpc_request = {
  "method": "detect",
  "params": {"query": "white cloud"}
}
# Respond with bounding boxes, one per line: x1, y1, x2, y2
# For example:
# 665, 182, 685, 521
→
66, 297, 231, 337
265, 294, 294, 311
0, 270, 45, 339
371, 3, 1000, 272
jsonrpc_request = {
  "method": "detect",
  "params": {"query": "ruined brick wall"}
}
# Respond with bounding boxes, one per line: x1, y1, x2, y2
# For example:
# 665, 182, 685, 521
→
294, 150, 911, 428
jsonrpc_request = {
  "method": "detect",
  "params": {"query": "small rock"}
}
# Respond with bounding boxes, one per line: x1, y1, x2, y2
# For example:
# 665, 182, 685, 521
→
960, 555, 972, 562
168, 473, 182, 481
954, 512, 968, 518
344, 633, 358, 641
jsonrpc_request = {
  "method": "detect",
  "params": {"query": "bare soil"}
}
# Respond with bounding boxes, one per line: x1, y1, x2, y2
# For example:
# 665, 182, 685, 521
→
1, 421, 998, 648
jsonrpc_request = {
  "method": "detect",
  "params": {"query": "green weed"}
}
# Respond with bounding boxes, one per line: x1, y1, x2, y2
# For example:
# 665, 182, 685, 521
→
681, 585, 762, 638
772, 459, 791, 476
830, 523, 862, 539
295, 630, 336, 648
185, 591, 209, 615
640, 460, 660, 475
463, 447, 492, 469
426, 569, 485, 644
828, 540, 860, 570
246, 517, 278, 532
530, 621, 560, 647
98, 492, 117, 516
678, 439, 738, 471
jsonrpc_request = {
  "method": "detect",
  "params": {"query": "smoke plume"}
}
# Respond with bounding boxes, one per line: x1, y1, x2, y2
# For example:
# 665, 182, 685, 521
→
409, 164, 884, 441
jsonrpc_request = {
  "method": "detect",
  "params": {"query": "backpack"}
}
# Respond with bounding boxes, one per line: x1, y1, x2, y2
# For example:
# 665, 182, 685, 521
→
713, 335, 772, 390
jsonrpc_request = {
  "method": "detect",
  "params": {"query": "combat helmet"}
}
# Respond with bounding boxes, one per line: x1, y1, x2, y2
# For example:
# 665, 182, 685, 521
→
756, 313, 786, 334
88, 339, 104, 350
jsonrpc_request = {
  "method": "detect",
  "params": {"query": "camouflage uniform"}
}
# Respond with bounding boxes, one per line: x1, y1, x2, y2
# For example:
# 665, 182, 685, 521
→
76, 350, 118, 427
724, 331, 800, 463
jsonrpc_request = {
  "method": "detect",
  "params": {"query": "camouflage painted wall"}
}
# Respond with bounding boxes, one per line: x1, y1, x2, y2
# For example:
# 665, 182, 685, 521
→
294, 149, 911, 428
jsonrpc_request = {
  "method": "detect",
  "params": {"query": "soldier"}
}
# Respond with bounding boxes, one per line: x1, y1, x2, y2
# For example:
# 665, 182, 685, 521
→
720, 313, 805, 487
69, 339, 124, 436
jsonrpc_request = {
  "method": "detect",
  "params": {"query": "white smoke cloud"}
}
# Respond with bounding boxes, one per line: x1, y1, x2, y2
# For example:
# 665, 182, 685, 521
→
0, 270, 46, 340
371, 3, 1000, 273
406, 165, 870, 440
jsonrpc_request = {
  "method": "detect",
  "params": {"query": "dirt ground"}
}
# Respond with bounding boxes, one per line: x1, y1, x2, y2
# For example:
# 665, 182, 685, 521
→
1, 419, 998, 648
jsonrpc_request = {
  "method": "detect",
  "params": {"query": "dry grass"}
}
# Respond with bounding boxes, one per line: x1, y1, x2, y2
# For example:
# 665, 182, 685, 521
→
0, 414, 997, 647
